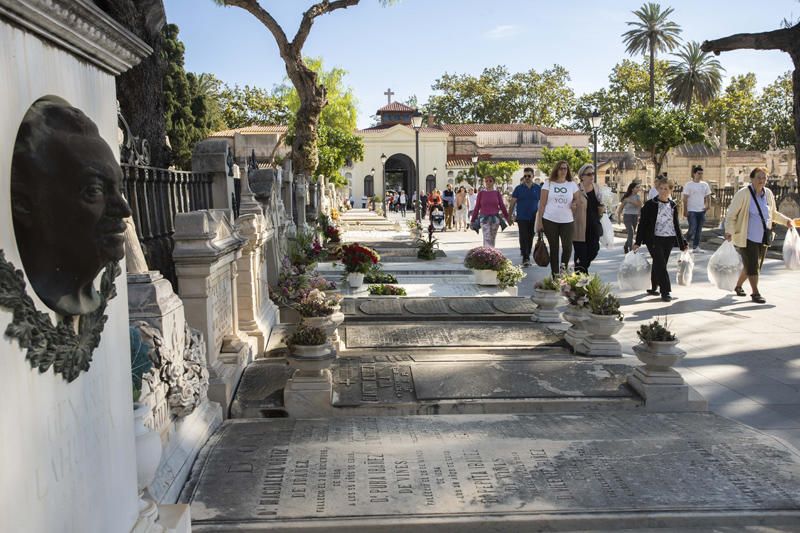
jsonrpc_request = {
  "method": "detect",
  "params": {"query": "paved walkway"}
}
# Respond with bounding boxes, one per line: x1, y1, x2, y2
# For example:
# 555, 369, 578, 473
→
360, 211, 800, 451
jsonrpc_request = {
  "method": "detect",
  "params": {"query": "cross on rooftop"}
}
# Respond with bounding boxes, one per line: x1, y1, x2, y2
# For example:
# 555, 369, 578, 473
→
384, 88, 394, 104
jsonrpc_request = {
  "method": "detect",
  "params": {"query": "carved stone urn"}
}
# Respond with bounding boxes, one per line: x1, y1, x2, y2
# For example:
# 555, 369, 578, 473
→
561, 304, 589, 351
580, 313, 624, 357
632, 340, 686, 370
531, 288, 563, 323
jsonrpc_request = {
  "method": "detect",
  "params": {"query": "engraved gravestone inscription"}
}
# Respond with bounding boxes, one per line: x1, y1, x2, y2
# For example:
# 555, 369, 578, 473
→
345, 323, 559, 349
187, 413, 800, 526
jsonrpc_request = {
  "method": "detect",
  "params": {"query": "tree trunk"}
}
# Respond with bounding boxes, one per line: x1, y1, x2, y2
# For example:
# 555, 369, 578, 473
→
702, 23, 800, 181
96, 0, 169, 168
649, 38, 656, 108
285, 61, 327, 178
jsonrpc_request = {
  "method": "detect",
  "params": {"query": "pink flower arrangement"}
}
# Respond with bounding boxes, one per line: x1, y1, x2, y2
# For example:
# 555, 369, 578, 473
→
463, 246, 507, 270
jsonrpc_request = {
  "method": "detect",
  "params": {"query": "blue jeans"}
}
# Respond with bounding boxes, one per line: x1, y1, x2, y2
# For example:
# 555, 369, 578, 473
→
686, 210, 706, 248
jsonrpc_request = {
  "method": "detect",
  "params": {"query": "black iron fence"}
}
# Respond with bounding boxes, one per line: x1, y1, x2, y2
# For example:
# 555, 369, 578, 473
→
122, 164, 213, 289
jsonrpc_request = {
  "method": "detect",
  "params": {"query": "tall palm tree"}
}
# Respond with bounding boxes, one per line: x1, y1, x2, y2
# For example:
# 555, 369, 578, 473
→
666, 41, 725, 111
622, 2, 683, 107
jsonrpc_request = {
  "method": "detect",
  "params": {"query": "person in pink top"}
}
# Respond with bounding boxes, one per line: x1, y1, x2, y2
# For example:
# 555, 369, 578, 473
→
470, 175, 511, 247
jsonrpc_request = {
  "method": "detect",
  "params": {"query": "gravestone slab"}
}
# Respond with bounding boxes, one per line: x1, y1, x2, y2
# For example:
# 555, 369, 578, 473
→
333, 359, 416, 406
358, 299, 404, 315
413, 362, 633, 400
404, 299, 450, 315
345, 323, 560, 349
492, 298, 539, 315
448, 298, 495, 314
184, 413, 800, 531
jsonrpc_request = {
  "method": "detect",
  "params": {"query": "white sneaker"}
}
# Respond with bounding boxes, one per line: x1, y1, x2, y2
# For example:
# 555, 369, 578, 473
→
693, 247, 704, 253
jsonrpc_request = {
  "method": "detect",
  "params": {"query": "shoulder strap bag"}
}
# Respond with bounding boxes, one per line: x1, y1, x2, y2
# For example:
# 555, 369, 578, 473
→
533, 232, 550, 267
748, 186, 775, 246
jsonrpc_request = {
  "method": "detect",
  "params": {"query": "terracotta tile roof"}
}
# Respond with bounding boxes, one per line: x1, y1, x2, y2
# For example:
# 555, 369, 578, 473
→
439, 123, 586, 136
377, 102, 416, 113
209, 125, 288, 137
358, 123, 443, 134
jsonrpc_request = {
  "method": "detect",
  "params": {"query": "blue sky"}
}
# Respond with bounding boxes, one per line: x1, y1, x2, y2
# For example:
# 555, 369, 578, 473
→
164, 0, 798, 128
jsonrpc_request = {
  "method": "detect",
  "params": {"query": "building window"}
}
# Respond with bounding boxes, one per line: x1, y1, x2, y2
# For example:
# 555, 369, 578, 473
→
426, 174, 436, 193
364, 175, 374, 197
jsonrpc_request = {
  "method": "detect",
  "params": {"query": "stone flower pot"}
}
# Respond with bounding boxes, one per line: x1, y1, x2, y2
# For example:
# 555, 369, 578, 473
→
133, 402, 162, 511
632, 340, 686, 371
347, 272, 365, 288
287, 343, 336, 375
583, 313, 624, 337
473, 269, 499, 286
562, 304, 589, 351
531, 288, 563, 323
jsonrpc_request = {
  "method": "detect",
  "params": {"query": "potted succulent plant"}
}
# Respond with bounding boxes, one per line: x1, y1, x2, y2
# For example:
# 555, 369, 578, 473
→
286, 324, 330, 358
531, 275, 564, 322
364, 265, 398, 284
340, 242, 380, 288
463, 246, 507, 285
583, 276, 624, 338
633, 318, 686, 370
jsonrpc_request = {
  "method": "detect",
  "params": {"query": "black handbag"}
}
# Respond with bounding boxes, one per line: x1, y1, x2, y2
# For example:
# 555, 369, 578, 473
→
748, 186, 775, 246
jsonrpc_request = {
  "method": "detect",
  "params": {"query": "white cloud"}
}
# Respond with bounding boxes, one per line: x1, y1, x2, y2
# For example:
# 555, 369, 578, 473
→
483, 25, 521, 40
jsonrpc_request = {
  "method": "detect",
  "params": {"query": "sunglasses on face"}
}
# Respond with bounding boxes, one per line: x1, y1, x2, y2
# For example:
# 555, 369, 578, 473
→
523, 174, 532, 178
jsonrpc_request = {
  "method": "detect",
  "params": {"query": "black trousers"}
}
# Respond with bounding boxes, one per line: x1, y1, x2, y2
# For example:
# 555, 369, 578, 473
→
517, 219, 535, 260
647, 236, 675, 295
542, 219, 574, 275
573, 239, 600, 273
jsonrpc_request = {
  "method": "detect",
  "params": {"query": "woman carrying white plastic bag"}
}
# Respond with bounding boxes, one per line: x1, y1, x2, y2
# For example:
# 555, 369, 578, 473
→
723, 167, 794, 303
706, 241, 742, 291
783, 226, 800, 270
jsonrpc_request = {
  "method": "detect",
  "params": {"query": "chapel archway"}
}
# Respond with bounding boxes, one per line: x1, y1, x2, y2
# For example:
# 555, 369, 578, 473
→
384, 153, 415, 196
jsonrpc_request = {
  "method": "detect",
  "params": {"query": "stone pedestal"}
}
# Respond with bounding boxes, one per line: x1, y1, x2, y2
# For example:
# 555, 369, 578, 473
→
283, 369, 334, 418
576, 314, 623, 357
628, 342, 693, 411
173, 209, 254, 416
562, 306, 589, 353
193, 139, 235, 211
530, 289, 563, 323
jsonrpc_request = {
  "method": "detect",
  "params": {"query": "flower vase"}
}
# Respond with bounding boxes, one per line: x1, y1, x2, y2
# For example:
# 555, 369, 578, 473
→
629, 340, 689, 410
581, 313, 624, 357
531, 288, 563, 323
347, 272, 365, 288
473, 269, 499, 286
133, 402, 163, 513
562, 305, 589, 352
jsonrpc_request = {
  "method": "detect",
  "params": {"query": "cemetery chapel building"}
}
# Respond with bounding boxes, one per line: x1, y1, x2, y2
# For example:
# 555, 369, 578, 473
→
346, 97, 591, 202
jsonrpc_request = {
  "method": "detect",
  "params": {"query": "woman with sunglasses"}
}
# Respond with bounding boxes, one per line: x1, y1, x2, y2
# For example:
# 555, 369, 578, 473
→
535, 161, 580, 275
572, 164, 605, 273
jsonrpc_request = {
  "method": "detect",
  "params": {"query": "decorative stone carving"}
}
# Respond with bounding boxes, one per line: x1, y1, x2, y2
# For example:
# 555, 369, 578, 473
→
10, 98, 132, 316
0, 250, 121, 382
133, 321, 210, 418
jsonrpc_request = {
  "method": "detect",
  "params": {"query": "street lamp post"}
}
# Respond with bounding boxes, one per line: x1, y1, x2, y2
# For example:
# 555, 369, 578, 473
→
411, 110, 423, 223
589, 109, 603, 183
370, 167, 375, 210
471, 154, 478, 188
380, 153, 387, 218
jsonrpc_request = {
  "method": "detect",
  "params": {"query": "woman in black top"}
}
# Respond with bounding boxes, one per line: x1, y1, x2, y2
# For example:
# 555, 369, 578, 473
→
633, 177, 687, 302
572, 164, 604, 273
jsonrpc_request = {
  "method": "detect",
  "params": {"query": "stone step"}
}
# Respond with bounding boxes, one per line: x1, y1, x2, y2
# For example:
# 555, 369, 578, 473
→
182, 412, 800, 532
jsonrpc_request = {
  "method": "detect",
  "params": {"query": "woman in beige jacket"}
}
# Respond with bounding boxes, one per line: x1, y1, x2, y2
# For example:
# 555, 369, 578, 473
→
724, 167, 793, 303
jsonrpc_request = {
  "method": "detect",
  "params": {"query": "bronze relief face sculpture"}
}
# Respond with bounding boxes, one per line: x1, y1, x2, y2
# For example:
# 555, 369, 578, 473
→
10, 98, 132, 316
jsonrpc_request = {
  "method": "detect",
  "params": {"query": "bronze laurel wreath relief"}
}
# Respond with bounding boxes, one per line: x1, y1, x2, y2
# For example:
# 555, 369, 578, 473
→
0, 250, 120, 382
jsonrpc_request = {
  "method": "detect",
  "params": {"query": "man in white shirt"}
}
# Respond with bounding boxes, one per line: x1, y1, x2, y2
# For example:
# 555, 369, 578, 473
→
682, 165, 712, 252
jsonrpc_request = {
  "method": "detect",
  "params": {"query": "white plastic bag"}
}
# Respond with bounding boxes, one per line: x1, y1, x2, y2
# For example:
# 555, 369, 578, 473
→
600, 213, 614, 249
676, 249, 694, 286
618, 251, 651, 290
784, 227, 800, 270
707, 240, 743, 291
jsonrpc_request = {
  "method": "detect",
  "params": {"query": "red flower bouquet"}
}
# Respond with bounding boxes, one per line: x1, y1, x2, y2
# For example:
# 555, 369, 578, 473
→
340, 243, 380, 274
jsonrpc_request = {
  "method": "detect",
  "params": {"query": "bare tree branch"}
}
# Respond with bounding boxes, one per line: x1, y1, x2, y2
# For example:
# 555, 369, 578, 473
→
701, 24, 799, 55
293, 0, 360, 54
222, 0, 290, 53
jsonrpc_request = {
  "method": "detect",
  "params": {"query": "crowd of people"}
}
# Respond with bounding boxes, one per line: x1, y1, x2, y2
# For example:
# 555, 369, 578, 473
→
407, 161, 795, 305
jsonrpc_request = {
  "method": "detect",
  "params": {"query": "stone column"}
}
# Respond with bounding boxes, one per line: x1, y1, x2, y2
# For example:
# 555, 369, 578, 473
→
193, 139, 234, 211
248, 169, 283, 286
173, 209, 253, 416
295, 175, 309, 234
281, 159, 296, 238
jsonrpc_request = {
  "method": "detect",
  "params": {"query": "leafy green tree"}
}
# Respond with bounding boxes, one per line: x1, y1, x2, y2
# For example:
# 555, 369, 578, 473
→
537, 146, 592, 176
620, 107, 705, 176
666, 41, 724, 111
573, 59, 670, 150
622, 2, 682, 107
475, 161, 521, 185
425, 65, 576, 126
755, 72, 795, 150
217, 84, 291, 129
702, 73, 760, 150
187, 72, 225, 134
